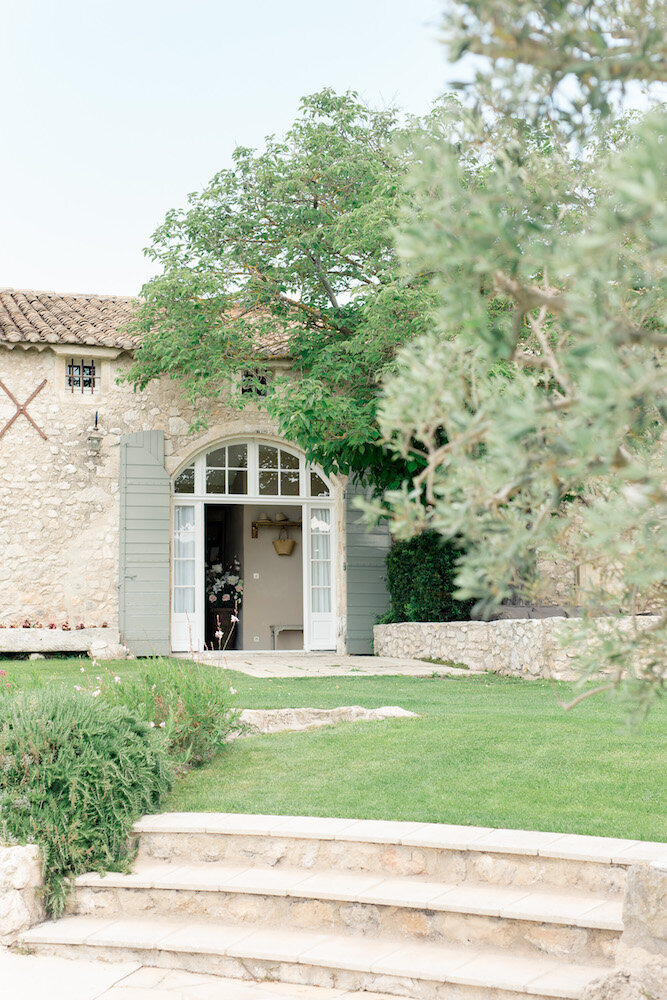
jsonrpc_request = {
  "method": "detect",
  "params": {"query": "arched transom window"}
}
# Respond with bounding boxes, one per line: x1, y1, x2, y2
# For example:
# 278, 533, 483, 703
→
173, 441, 331, 499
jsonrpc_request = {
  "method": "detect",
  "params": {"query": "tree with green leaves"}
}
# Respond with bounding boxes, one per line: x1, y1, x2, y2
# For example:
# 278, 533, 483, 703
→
127, 89, 441, 487
373, 1, 666, 705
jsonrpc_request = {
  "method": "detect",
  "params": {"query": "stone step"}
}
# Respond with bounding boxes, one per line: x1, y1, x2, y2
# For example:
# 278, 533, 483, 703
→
70, 861, 622, 964
133, 813, 666, 897
0, 951, 408, 1000
20, 914, 610, 1000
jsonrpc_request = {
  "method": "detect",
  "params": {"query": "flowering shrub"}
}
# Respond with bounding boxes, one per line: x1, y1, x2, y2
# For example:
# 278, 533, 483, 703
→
97, 657, 240, 767
0, 688, 171, 916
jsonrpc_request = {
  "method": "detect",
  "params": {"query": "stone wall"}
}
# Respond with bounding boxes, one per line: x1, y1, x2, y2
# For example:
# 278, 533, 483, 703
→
0, 626, 126, 659
0, 844, 43, 944
583, 860, 667, 1000
621, 860, 667, 959
373, 616, 658, 681
0, 346, 347, 649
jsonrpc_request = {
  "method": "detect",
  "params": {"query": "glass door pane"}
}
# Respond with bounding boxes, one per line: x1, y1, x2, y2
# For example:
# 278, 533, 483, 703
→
308, 507, 335, 649
310, 508, 332, 612
174, 505, 196, 614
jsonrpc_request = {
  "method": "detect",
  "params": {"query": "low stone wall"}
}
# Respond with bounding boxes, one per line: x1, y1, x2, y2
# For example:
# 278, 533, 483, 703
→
621, 859, 667, 959
0, 627, 126, 660
373, 616, 657, 681
584, 860, 667, 999
0, 844, 44, 944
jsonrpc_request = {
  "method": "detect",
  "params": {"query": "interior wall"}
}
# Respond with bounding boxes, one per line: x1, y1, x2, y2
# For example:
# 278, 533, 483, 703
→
242, 505, 303, 649
224, 506, 244, 576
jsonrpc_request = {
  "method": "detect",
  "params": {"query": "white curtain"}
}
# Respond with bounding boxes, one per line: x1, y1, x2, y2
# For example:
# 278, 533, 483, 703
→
310, 508, 332, 613
174, 505, 196, 613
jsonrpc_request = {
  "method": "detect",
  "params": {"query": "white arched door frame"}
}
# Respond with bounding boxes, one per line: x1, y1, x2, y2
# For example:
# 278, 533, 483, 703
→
171, 437, 336, 653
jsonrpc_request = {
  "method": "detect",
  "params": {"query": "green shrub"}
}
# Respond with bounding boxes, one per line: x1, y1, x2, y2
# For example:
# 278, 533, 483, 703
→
381, 532, 474, 624
97, 657, 240, 768
0, 689, 171, 916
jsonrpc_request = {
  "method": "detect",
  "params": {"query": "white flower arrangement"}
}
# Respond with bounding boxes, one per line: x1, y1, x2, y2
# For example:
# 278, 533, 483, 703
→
205, 557, 244, 608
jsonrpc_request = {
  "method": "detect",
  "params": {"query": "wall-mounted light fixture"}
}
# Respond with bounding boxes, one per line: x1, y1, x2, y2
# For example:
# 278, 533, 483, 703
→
87, 411, 104, 452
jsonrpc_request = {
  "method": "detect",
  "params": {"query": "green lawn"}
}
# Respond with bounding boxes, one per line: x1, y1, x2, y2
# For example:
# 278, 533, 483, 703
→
3, 657, 666, 841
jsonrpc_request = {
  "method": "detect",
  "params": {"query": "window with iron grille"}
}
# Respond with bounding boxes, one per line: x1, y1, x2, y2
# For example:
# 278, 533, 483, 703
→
241, 369, 269, 397
66, 358, 100, 394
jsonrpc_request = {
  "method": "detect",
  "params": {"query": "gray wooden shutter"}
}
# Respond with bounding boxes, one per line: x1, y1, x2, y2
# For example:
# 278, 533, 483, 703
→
345, 479, 391, 654
119, 430, 171, 656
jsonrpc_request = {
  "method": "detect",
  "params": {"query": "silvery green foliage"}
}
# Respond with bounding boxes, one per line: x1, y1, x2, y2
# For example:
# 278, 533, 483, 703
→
376, 3, 665, 705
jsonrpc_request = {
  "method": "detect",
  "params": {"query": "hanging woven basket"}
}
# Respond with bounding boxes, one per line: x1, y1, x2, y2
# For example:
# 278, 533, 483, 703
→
273, 527, 296, 556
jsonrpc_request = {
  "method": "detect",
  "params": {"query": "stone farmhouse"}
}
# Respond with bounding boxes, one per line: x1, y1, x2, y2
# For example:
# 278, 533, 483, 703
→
0, 288, 390, 658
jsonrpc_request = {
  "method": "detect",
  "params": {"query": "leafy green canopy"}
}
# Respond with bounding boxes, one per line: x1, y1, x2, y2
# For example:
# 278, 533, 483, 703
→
127, 89, 439, 486
373, 1, 666, 704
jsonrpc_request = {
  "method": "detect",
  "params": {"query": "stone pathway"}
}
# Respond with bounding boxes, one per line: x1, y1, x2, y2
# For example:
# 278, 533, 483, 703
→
0, 951, 400, 999
174, 650, 476, 678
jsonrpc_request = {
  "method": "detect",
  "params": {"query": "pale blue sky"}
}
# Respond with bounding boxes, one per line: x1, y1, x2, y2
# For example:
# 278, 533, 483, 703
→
1, 0, 447, 295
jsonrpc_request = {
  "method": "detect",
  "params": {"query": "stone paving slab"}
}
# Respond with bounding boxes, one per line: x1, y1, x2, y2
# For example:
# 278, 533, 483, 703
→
0, 951, 404, 1000
173, 650, 477, 678
0, 949, 139, 1000
107, 966, 404, 998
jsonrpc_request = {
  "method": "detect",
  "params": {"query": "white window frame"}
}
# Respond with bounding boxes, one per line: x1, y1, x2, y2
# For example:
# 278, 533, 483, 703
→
174, 440, 332, 501
171, 438, 336, 652
171, 502, 204, 653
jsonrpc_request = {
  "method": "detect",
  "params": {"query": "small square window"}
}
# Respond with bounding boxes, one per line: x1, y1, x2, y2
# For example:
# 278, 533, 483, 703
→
67, 358, 100, 394
242, 369, 269, 397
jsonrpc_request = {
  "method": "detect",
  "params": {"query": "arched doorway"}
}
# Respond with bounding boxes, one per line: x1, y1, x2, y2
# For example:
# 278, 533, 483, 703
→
171, 438, 336, 652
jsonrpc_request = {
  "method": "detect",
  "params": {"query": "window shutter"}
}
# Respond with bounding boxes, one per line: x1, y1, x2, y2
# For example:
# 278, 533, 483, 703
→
119, 431, 171, 655
345, 479, 391, 654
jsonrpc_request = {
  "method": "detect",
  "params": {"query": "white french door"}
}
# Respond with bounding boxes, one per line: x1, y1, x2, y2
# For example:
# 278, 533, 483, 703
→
307, 506, 336, 650
171, 503, 203, 652
171, 500, 335, 653
170, 439, 337, 653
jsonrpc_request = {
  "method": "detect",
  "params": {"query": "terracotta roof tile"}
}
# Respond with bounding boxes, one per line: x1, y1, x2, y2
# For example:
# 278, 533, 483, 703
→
0, 288, 292, 358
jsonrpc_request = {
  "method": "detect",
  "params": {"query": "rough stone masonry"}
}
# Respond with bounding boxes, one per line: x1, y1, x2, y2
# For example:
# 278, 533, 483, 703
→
0, 346, 347, 650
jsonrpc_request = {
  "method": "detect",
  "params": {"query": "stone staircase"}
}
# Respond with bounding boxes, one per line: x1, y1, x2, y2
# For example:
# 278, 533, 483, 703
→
19, 814, 666, 1000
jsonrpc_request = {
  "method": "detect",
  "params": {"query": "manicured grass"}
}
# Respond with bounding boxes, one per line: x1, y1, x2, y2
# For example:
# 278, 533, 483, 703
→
3, 658, 666, 840
0, 655, 133, 687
